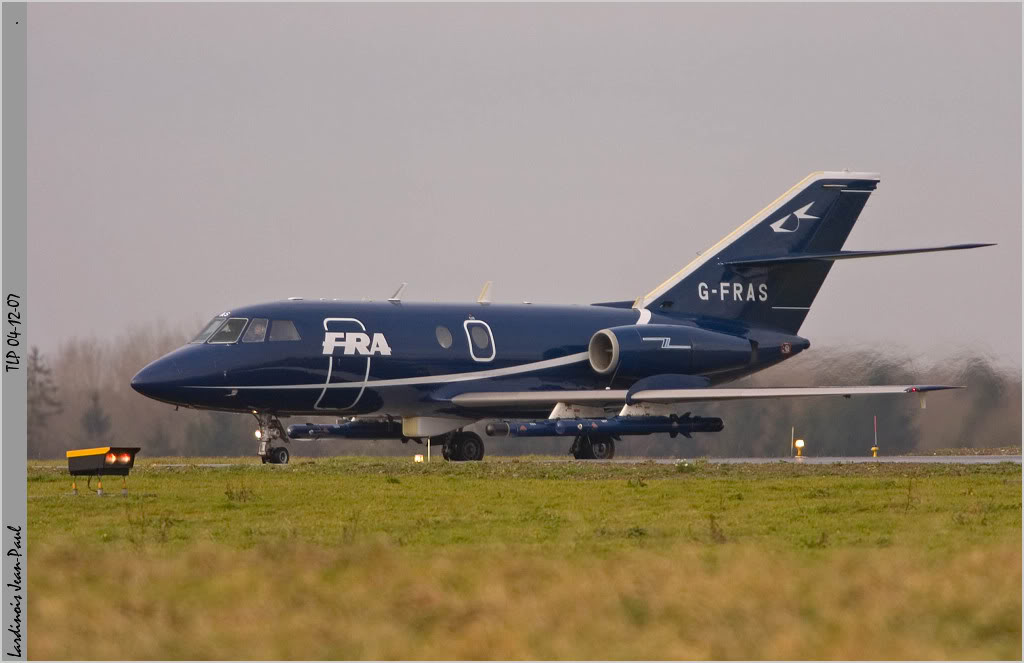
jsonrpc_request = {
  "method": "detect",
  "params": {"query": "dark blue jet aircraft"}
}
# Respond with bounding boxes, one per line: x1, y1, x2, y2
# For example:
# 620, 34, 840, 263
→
131, 171, 991, 463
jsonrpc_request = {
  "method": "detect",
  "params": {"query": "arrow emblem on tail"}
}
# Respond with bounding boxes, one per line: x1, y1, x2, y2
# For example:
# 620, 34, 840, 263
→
769, 202, 818, 233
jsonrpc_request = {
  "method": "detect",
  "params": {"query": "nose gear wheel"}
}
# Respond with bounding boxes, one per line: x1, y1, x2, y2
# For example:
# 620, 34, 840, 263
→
253, 413, 290, 464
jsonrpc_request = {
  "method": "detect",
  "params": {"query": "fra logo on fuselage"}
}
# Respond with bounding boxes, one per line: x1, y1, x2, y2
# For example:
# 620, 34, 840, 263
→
698, 282, 767, 302
322, 332, 392, 356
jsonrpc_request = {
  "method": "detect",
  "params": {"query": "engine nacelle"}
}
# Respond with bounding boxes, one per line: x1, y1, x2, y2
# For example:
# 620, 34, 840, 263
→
588, 324, 752, 379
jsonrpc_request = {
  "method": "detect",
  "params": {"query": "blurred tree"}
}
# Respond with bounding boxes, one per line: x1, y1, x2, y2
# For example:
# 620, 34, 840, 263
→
27, 347, 63, 458
30, 324, 1023, 458
81, 390, 112, 444
183, 411, 254, 456
144, 422, 173, 456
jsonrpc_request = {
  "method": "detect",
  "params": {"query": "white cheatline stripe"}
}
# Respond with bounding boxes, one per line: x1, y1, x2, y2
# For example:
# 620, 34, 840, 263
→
187, 352, 591, 391
635, 308, 652, 324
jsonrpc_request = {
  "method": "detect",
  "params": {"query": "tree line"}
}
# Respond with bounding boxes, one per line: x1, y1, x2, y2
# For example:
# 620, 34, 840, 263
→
27, 324, 1022, 459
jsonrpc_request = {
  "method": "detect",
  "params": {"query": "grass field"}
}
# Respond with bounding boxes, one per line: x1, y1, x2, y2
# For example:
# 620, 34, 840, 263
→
27, 456, 1022, 660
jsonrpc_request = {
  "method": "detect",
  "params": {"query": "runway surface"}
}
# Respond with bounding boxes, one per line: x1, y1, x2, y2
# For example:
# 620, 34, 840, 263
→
135, 455, 1024, 468
150, 463, 243, 468
599, 455, 1022, 465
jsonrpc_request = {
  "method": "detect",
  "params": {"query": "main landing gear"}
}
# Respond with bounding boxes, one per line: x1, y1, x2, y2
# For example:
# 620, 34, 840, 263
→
441, 431, 485, 462
570, 434, 616, 460
253, 413, 290, 464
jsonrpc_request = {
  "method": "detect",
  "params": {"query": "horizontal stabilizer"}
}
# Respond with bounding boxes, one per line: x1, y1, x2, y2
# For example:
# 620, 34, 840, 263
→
451, 385, 963, 408
722, 243, 995, 268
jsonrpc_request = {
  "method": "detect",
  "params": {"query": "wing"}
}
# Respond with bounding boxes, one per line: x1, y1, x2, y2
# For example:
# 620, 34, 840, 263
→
450, 385, 962, 409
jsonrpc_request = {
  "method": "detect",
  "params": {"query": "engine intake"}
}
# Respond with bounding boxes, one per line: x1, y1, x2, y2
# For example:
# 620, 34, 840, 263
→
588, 329, 620, 375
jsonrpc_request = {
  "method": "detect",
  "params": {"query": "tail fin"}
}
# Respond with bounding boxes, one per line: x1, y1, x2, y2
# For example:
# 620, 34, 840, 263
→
630, 171, 880, 334
636, 171, 881, 334
637, 171, 992, 333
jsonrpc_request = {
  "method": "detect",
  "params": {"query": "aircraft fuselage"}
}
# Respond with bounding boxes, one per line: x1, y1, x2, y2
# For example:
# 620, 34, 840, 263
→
131, 300, 808, 419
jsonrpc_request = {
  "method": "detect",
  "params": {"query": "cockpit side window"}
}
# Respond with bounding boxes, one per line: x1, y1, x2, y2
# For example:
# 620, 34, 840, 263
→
242, 318, 269, 343
190, 316, 228, 344
269, 320, 301, 341
207, 318, 249, 344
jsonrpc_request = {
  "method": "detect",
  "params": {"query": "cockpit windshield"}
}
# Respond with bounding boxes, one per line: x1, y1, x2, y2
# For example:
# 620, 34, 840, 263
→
190, 316, 228, 344
208, 318, 249, 344
242, 318, 269, 343
189, 315, 300, 345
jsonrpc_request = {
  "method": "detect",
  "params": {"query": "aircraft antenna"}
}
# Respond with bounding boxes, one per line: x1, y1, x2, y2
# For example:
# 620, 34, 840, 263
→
477, 281, 493, 305
388, 282, 408, 303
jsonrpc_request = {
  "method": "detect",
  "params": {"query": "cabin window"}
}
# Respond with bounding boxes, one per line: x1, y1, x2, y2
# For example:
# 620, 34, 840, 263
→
207, 318, 249, 344
470, 326, 490, 350
269, 320, 301, 341
463, 320, 496, 362
435, 325, 453, 349
190, 316, 227, 344
242, 318, 269, 343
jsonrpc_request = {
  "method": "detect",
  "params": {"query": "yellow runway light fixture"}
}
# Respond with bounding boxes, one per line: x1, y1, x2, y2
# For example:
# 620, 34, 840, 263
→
414, 454, 424, 463
66, 446, 141, 496
794, 438, 805, 457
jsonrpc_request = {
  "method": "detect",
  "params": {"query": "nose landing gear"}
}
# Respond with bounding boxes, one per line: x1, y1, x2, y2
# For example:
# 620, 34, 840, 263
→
253, 413, 290, 464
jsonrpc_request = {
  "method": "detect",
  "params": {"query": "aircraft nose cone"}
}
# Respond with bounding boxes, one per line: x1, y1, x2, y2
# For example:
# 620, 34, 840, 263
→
131, 358, 182, 401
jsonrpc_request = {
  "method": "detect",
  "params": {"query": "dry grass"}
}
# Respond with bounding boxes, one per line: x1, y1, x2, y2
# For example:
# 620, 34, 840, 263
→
28, 541, 1021, 660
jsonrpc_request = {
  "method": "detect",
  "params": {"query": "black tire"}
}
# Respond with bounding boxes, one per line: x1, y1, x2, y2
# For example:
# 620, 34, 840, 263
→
589, 436, 615, 460
458, 432, 484, 461
571, 436, 594, 460
271, 446, 290, 465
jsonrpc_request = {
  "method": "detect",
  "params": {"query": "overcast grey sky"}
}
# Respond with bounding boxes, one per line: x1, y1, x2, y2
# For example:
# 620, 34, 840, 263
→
27, 3, 1021, 366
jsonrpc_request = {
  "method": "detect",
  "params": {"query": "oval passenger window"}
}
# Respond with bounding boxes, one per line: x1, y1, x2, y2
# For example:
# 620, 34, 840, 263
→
436, 326, 453, 349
